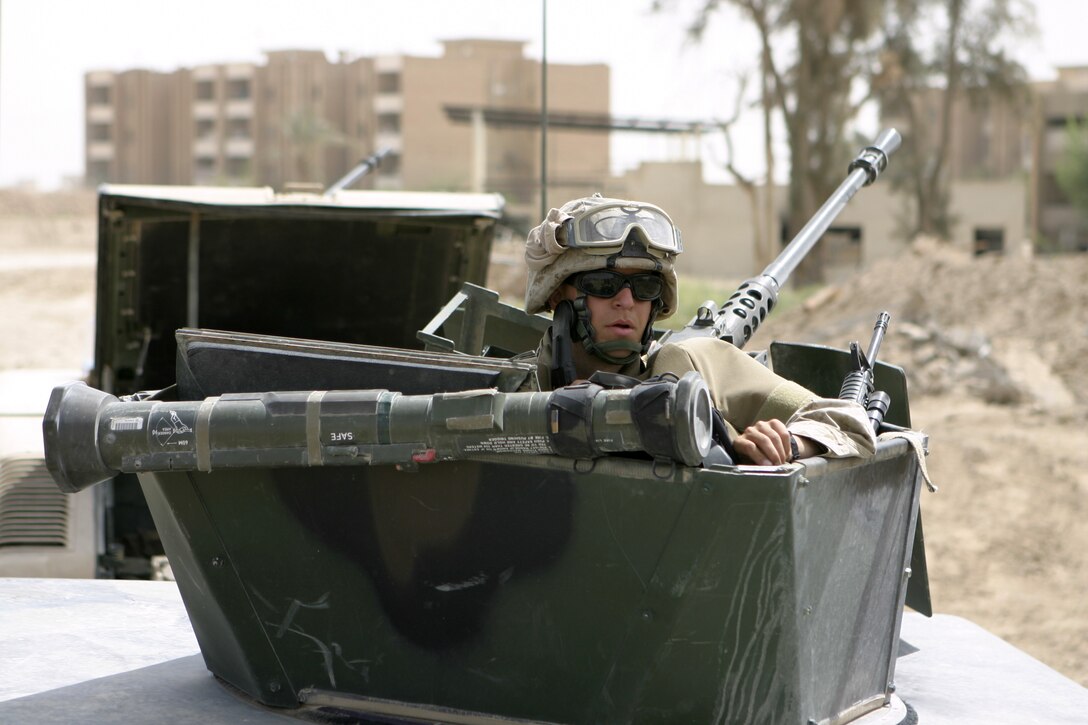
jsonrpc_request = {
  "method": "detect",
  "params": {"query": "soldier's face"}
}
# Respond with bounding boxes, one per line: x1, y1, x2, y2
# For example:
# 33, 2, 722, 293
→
551, 274, 653, 344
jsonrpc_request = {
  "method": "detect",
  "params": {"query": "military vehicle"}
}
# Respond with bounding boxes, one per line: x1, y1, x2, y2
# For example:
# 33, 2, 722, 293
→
23, 134, 1088, 723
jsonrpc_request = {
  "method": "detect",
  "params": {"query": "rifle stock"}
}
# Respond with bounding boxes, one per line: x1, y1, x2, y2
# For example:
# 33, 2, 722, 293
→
663, 129, 901, 349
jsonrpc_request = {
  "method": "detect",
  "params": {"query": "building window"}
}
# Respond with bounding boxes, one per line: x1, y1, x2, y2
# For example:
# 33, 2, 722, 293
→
1041, 172, 1070, 205
88, 123, 111, 141
973, 228, 1004, 255
194, 156, 216, 182
195, 80, 215, 101
378, 151, 401, 176
824, 225, 862, 281
227, 118, 250, 139
1046, 114, 1086, 128
196, 119, 215, 138
225, 157, 250, 180
378, 72, 400, 94
377, 113, 401, 134
227, 79, 251, 100
88, 85, 112, 105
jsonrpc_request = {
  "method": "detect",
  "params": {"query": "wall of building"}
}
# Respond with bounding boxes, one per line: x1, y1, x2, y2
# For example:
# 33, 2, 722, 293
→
604, 161, 1026, 282
883, 87, 1029, 181
83, 47, 1055, 258
948, 179, 1029, 254
605, 161, 759, 282
1031, 66, 1088, 251
83, 40, 610, 219
539, 63, 610, 216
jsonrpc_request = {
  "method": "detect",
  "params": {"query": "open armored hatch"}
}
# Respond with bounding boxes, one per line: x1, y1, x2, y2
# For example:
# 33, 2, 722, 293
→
32, 184, 501, 580
45, 279, 932, 725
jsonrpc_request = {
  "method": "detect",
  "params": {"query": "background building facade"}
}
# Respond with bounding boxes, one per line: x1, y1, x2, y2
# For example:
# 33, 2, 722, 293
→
1030, 65, 1088, 252
84, 40, 609, 225
86, 48, 1082, 281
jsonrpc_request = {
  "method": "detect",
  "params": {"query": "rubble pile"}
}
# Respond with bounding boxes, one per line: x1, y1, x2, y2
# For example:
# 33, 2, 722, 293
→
754, 240, 1088, 412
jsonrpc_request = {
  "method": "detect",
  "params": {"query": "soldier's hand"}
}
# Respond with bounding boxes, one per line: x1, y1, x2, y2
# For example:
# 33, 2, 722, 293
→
734, 419, 792, 466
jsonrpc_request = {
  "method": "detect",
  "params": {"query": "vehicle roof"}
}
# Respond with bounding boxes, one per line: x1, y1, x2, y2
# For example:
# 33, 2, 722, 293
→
97, 184, 506, 218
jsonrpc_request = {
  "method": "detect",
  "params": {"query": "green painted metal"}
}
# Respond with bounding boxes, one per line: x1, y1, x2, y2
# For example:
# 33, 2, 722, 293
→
87, 188, 503, 578
120, 329, 927, 725
139, 440, 921, 724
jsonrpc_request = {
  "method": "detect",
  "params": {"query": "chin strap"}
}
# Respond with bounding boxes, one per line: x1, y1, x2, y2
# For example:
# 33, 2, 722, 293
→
570, 296, 642, 367
552, 294, 665, 385
550, 301, 580, 389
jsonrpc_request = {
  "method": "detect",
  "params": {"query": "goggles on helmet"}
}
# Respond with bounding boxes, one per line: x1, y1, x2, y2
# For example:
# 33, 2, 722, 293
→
569, 270, 664, 301
563, 201, 683, 256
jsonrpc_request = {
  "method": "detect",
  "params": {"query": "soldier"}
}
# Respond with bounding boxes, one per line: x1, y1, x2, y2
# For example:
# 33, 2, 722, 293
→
517, 194, 876, 466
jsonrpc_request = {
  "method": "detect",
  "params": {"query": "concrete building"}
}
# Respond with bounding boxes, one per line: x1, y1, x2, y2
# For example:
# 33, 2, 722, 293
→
86, 43, 1064, 262
1030, 66, 1088, 252
86, 68, 191, 186
878, 68, 1088, 254
84, 40, 609, 224
882, 86, 1029, 182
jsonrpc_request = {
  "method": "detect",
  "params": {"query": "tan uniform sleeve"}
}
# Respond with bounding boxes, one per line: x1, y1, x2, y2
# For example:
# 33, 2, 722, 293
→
648, 337, 814, 433
650, 338, 875, 459
786, 399, 877, 459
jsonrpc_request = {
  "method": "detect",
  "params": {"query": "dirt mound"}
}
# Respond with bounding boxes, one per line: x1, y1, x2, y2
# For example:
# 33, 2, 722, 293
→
753, 240, 1088, 411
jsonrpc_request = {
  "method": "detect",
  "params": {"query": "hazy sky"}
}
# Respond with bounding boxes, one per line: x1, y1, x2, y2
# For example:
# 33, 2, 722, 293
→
0, 0, 1082, 189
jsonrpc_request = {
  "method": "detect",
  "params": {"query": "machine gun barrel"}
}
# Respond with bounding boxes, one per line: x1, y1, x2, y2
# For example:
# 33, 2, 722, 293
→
323, 147, 392, 196
667, 129, 901, 349
43, 374, 713, 494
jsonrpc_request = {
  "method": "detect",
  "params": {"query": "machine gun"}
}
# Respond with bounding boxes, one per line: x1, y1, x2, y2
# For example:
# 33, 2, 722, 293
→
840, 311, 893, 433
323, 147, 392, 196
664, 128, 901, 349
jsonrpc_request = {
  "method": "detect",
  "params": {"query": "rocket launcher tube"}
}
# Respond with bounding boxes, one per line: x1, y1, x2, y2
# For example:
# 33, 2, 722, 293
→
666, 128, 901, 349
43, 372, 714, 494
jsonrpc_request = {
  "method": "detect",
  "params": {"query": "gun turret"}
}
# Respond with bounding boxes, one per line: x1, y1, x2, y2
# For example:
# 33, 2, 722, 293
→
666, 129, 901, 349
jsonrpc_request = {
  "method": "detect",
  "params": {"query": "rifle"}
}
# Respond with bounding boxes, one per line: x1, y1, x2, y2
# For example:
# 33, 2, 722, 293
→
840, 311, 893, 433
663, 129, 901, 349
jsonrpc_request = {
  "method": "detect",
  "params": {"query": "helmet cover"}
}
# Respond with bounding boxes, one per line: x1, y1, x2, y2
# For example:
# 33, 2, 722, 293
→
524, 195, 680, 318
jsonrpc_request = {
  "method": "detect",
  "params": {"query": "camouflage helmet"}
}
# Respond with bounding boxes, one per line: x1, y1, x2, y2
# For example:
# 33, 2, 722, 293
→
524, 194, 681, 318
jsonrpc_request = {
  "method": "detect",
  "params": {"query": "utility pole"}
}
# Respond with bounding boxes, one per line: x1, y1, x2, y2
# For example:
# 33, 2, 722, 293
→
540, 0, 548, 221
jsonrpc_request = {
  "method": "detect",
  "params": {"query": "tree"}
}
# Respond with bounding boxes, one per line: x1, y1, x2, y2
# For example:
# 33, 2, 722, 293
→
661, 0, 1034, 273
876, 0, 1034, 239
671, 0, 887, 283
1055, 119, 1088, 220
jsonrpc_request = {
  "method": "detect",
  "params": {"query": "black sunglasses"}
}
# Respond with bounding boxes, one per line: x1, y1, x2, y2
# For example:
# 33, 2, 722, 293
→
569, 270, 664, 301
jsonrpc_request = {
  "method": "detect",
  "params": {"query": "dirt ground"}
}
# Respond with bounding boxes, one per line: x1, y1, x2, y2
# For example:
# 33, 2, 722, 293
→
2, 190, 1086, 687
